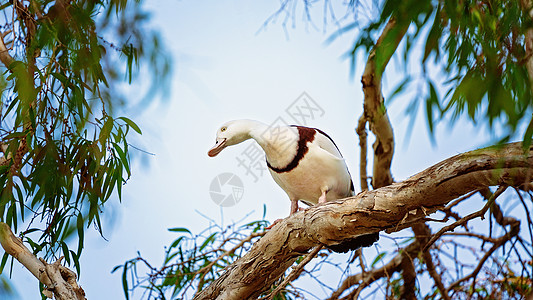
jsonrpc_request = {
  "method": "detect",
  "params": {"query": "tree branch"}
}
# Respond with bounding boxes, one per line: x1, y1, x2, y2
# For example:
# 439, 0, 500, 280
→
422, 185, 508, 252
0, 222, 86, 300
329, 240, 421, 300
445, 214, 520, 295
521, 0, 533, 89
356, 115, 369, 191
361, 17, 409, 189
0, 30, 15, 68
413, 223, 451, 300
194, 142, 533, 300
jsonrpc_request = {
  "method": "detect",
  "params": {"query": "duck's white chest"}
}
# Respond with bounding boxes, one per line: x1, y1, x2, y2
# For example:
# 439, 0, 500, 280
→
268, 145, 352, 205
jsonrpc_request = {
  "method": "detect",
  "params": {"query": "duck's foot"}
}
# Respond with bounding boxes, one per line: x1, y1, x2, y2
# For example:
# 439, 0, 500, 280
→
265, 218, 283, 230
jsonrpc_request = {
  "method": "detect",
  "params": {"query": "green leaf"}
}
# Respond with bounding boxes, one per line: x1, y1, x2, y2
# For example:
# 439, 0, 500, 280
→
118, 117, 142, 135
371, 252, 387, 268
70, 250, 81, 277
99, 117, 114, 147
112, 142, 130, 176
199, 233, 217, 251
122, 262, 130, 300
168, 227, 192, 234
0, 252, 9, 274
77, 213, 85, 256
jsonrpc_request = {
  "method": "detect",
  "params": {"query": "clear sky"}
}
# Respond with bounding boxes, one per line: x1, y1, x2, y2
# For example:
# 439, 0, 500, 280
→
7, 1, 491, 299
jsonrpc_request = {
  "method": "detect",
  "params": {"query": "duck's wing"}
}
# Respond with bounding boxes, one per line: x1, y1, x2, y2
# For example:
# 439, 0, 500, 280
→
312, 128, 345, 160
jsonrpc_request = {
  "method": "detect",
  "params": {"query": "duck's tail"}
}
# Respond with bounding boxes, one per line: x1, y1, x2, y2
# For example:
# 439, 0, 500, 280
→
327, 232, 379, 253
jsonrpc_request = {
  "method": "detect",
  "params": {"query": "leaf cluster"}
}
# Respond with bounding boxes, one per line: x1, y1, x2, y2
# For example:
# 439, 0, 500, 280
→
0, 0, 169, 279
349, 0, 533, 145
114, 219, 270, 299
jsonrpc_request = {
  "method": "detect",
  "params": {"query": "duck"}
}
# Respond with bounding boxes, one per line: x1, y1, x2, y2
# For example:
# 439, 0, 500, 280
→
208, 119, 378, 252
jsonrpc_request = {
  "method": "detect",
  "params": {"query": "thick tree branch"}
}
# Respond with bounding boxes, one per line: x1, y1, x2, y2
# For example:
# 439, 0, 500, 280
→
0, 223, 85, 300
194, 142, 533, 300
360, 17, 408, 189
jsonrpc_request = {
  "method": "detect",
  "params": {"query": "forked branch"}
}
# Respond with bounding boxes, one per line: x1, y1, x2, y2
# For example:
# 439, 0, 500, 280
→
0, 223, 86, 300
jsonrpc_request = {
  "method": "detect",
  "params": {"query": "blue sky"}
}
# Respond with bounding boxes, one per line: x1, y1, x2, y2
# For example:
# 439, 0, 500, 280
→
6, 1, 493, 299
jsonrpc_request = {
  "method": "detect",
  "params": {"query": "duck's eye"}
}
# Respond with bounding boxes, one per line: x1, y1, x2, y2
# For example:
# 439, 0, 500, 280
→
220, 126, 227, 132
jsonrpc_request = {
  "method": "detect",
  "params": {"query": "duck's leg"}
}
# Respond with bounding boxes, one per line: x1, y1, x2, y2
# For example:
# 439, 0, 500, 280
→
266, 199, 299, 230
318, 187, 328, 204
290, 199, 299, 214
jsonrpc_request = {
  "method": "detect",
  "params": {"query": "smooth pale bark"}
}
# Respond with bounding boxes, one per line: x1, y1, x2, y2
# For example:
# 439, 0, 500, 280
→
0, 223, 86, 300
194, 142, 533, 300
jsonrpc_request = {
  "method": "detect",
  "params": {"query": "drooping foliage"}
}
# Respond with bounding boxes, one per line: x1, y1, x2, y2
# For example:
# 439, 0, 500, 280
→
349, 0, 533, 144
0, 0, 170, 275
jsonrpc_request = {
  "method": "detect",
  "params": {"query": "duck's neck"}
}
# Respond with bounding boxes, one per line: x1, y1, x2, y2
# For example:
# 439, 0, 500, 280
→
247, 120, 298, 168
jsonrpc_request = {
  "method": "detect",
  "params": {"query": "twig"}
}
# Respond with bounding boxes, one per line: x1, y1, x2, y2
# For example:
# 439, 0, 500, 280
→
422, 185, 508, 252
327, 241, 420, 300
262, 245, 324, 300
196, 231, 265, 290
445, 218, 520, 295
442, 232, 499, 243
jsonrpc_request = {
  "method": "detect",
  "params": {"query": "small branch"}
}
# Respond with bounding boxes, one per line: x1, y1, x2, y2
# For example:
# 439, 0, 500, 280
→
262, 245, 324, 300
328, 241, 421, 300
400, 250, 416, 300
445, 216, 520, 294
413, 223, 451, 300
0, 30, 15, 68
196, 231, 265, 291
356, 115, 369, 191
442, 232, 499, 243
422, 185, 508, 252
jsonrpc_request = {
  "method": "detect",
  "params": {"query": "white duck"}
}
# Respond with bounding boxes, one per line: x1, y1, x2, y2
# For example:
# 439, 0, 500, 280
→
208, 119, 378, 252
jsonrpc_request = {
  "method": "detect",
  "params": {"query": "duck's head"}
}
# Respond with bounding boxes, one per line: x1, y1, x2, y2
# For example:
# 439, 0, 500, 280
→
208, 120, 255, 157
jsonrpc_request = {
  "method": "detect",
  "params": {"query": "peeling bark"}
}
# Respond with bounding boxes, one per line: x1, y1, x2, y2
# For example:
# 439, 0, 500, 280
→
194, 142, 533, 300
0, 223, 86, 300
360, 17, 409, 189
